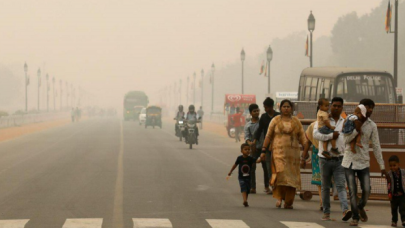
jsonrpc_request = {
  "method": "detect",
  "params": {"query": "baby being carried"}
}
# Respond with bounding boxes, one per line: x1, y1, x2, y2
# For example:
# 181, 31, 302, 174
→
342, 104, 367, 153
317, 98, 338, 159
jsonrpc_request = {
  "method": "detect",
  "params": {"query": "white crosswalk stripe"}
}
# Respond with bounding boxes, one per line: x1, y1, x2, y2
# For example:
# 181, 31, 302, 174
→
206, 219, 249, 228
0, 219, 29, 228
359, 225, 393, 228
281, 221, 325, 228
62, 218, 103, 228
132, 218, 173, 228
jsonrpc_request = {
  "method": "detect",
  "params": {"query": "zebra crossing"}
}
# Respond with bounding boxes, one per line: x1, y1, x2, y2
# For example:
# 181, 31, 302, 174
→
0, 218, 393, 228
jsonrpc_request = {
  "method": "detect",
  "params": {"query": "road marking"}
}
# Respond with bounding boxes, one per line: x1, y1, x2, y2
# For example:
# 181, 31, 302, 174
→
132, 218, 173, 227
0, 219, 29, 228
281, 221, 324, 228
206, 219, 249, 228
62, 218, 103, 228
112, 121, 124, 227
359, 225, 393, 228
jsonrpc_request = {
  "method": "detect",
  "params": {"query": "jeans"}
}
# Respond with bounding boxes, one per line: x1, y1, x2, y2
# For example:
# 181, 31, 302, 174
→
235, 126, 243, 142
250, 150, 269, 189
265, 150, 272, 182
345, 166, 371, 220
391, 195, 405, 223
319, 157, 348, 214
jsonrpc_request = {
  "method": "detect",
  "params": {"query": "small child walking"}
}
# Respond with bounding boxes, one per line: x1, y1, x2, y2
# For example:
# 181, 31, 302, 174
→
317, 98, 338, 158
387, 155, 405, 227
227, 143, 255, 207
342, 104, 367, 153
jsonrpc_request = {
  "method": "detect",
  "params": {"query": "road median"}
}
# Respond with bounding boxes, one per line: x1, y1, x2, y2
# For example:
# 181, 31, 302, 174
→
0, 118, 71, 143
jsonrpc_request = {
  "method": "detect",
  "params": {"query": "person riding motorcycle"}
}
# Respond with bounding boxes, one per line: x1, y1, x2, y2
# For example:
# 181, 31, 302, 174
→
183, 105, 200, 144
174, 105, 185, 133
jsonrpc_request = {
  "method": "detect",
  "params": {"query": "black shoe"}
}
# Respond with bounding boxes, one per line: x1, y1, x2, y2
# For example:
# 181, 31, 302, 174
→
322, 151, 331, 159
342, 209, 353, 221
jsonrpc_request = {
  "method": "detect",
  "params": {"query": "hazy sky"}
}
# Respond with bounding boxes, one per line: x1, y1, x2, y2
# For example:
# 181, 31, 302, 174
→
0, 0, 383, 107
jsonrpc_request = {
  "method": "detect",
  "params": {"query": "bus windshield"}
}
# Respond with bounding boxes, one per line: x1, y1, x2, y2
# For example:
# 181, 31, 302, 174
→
336, 74, 396, 103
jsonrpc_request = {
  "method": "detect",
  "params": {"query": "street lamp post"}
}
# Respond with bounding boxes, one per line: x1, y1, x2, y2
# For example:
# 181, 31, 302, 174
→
241, 49, 245, 94
193, 72, 196, 104
266, 46, 273, 94
211, 63, 215, 115
308, 11, 316, 67
52, 77, 55, 111
46, 74, 49, 112
60, 80, 63, 111
24, 63, 28, 112
37, 68, 41, 111
187, 76, 189, 106
201, 69, 204, 109
179, 79, 182, 105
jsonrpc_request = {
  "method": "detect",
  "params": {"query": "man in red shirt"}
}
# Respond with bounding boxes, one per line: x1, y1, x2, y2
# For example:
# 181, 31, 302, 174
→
232, 107, 243, 142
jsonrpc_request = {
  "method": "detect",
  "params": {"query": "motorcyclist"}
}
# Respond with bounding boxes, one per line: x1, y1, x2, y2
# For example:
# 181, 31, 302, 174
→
174, 105, 185, 133
184, 105, 199, 144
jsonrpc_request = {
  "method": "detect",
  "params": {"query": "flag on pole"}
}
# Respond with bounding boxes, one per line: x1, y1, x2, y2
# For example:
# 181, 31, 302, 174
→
259, 60, 264, 75
264, 62, 268, 77
305, 35, 309, 56
385, 1, 392, 33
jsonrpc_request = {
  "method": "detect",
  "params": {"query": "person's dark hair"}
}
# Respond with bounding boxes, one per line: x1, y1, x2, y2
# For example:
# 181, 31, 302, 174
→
389, 155, 400, 163
318, 98, 329, 107
331, 97, 344, 105
263, 97, 274, 107
360, 98, 375, 108
241, 143, 250, 151
280, 99, 294, 111
236, 107, 240, 113
249, 104, 259, 113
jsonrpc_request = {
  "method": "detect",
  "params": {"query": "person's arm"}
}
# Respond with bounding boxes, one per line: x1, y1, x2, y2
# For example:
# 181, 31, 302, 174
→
254, 115, 265, 141
343, 129, 358, 144
323, 119, 335, 130
301, 136, 312, 169
370, 124, 386, 176
228, 164, 237, 176
313, 122, 334, 141
244, 124, 251, 143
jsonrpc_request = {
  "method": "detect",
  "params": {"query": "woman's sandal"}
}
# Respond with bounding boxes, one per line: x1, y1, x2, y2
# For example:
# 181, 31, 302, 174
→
276, 200, 282, 208
284, 205, 293, 209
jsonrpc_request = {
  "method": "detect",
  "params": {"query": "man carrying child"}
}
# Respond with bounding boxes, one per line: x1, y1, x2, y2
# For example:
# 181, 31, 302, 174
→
342, 98, 387, 226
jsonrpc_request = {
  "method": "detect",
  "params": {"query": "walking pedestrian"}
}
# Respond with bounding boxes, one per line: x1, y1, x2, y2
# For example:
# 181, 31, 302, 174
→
342, 98, 387, 226
301, 121, 323, 211
244, 104, 270, 194
313, 97, 351, 221
197, 106, 204, 129
387, 155, 405, 227
231, 107, 243, 143
260, 100, 307, 209
257, 97, 280, 194
227, 143, 256, 207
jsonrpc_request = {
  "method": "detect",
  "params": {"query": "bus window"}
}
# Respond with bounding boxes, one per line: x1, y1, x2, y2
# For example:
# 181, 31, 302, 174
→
337, 74, 396, 103
304, 77, 312, 101
309, 77, 318, 101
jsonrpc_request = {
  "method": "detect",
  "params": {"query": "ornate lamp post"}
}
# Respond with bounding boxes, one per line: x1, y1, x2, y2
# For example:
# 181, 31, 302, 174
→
308, 11, 316, 67
241, 49, 245, 94
193, 72, 196, 104
266, 46, 273, 94
211, 63, 215, 115
24, 63, 28, 112
37, 68, 41, 111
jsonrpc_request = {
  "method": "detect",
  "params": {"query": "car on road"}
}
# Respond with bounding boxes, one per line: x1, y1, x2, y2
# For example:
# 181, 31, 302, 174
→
139, 108, 146, 125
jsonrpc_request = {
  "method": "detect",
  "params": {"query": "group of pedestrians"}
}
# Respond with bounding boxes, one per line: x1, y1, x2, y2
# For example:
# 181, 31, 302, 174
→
228, 96, 402, 227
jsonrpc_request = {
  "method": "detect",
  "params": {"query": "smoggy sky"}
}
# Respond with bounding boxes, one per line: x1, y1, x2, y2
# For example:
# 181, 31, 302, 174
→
0, 0, 383, 107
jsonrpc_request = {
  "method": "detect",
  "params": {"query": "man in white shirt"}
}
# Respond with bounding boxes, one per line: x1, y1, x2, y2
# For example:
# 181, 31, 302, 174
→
313, 97, 351, 221
342, 99, 386, 226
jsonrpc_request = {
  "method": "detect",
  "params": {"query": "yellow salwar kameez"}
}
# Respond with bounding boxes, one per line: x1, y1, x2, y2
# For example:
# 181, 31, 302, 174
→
265, 115, 307, 207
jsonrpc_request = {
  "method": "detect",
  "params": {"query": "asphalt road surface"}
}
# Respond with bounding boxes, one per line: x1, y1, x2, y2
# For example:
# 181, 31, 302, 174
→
0, 117, 391, 228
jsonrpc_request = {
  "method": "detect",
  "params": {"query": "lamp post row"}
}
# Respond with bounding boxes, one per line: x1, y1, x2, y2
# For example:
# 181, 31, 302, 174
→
23, 62, 83, 113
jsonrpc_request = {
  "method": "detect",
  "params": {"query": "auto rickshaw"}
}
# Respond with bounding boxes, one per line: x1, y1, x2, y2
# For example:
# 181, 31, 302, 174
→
145, 106, 162, 129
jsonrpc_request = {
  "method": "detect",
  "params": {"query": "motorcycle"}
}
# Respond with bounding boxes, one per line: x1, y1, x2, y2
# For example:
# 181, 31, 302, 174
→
175, 120, 185, 141
184, 119, 200, 149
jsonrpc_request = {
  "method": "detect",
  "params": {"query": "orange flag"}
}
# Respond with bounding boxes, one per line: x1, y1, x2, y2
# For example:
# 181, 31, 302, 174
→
305, 35, 309, 56
385, 1, 392, 33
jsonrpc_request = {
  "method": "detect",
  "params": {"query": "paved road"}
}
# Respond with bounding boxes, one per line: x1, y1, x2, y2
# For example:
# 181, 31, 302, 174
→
0, 117, 391, 228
